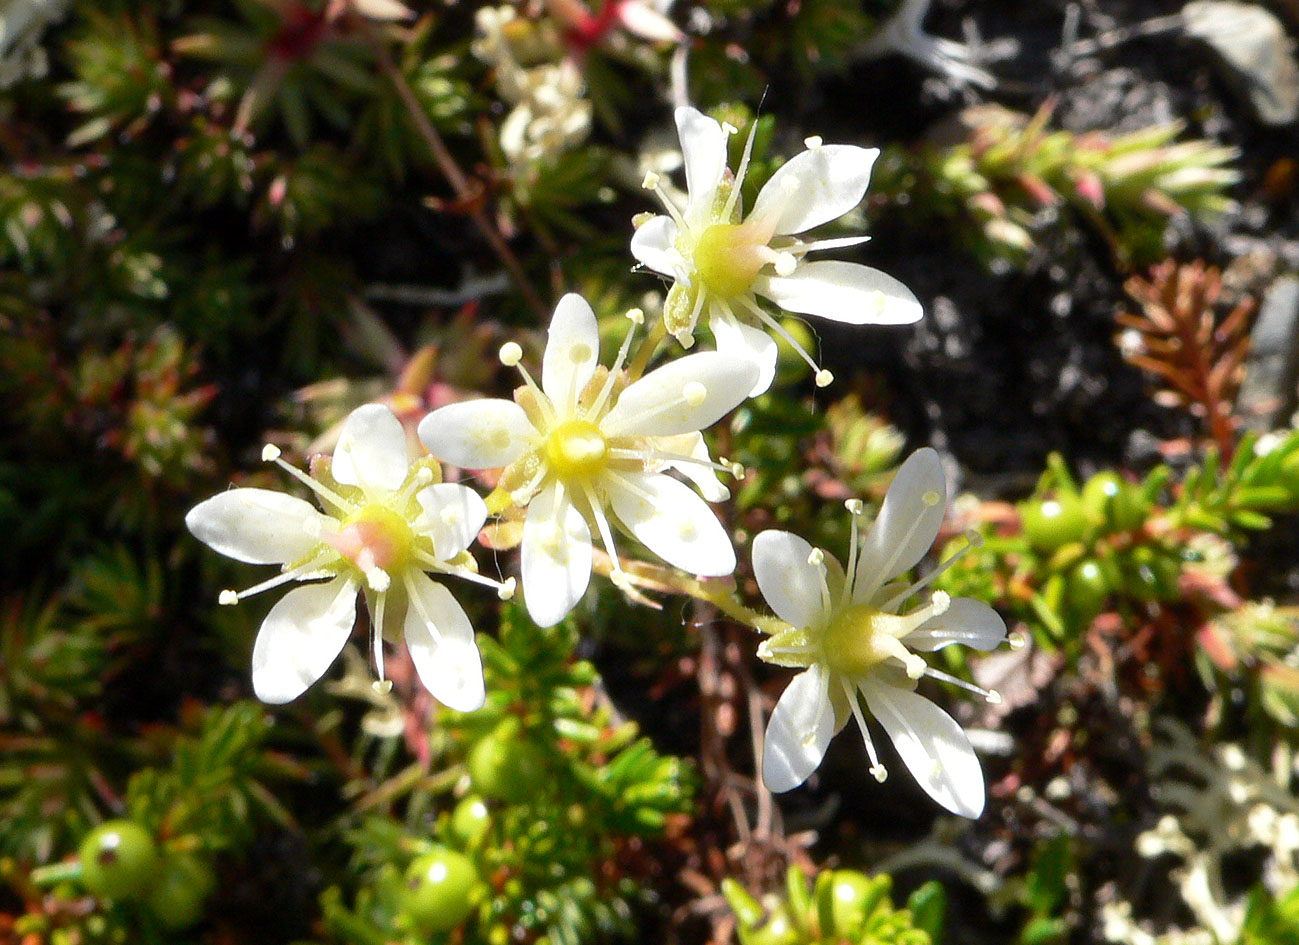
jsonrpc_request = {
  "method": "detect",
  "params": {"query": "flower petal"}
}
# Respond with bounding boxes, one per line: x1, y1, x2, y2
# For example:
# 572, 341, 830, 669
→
904, 598, 1007, 652
675, 106, 728, 229
414, 482, 489, 559
600, 352, 757, 438
418, 399, 535, 470
631, 214, 682, 279
655, 431, 729, 502
762, 664, 835, 792
332, 404, 410, 494
251, 576, 358, 704
605, 471, 735, 576
403, 571, 484, 711
750, 145, 879, 235
853, 447, 946, 598
521, 483, 592, 627
755, 262, 923, 326
542, 293, 601, 414
710, 311, 778, 397
186, 488, 327, 564
752, 530, 829, 628
861, 679, 985, 817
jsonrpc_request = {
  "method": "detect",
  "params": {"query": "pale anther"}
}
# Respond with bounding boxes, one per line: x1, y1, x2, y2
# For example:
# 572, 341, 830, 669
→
814, 369, 834, 387
499, 341, 523, 366
845, 498, 864, 515
415, 467, 434, 484
218, 589, 239, 605
986, 690, 1003, 705
498, 577, 517, 600
372, 680, 393, 695
261, 444, 282, 462
730, 462, 745, 478
870, 763, 888, 783
625, 307, 644, 325
773, 253, 797, 276
721, 121, 738, 134
807, 548, 824, 566
803, 135, 823, 149
641, 171, 661, 190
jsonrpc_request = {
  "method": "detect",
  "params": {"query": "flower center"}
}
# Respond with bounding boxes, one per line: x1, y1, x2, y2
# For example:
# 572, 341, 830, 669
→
544, 419, 609, 482
693, 222, 770, 298
330, 504, 416, 574
822, 603, 897, 678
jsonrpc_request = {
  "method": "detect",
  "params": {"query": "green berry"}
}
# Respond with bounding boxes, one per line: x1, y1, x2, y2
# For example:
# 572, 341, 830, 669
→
827, 871, 885, 937
468, 729, 548, 804
1020, 493, 1089, 552
1082, 472, 1149, 532
144, 853, 215, 930
450, 796, 491, 847
78, 820, 161, 901
1066, 560, 1112, 623
403, 848, 478, 933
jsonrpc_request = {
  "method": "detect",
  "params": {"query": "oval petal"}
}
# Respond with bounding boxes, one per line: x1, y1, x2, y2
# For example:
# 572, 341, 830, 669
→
251, 576, 358, 704
904, 598, 1007, 652
403, 571, 484, 711
332, 404, 410, 495
860, 679, 985, 818
853, 447, 946, 599
750, 145, 878, 235
542, 294, 601, 414
186, 488, 327, 564
605, 471, 735, 576
675, 106, 728, 229
752, 530, 828, 629
414, 482, 489, 560
521, 483, 592, 627
710, 311, 778, 397
631, 214, 682, 279
755, 262, 923, 326
600, 352, 757, 438
418, 399, 535, 470
762, 664, 835, 793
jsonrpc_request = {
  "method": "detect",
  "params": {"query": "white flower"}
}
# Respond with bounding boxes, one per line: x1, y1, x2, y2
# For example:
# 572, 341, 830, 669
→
418, 293, 757, 627
752, 448, 1005, 817
632, 106, 923, 395
186, 404, 513, 710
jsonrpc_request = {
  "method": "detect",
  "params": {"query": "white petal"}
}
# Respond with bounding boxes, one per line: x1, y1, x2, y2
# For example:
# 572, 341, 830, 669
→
616, 0, 683, 41
331, 404, 410, 495
710, 311, 778, 397
675, 106, 728, 229
861, 679, 985, 818
418, 399, 535, 469
657, 431, 729, 502
853, 447, 946, 598
762, 664, 835, 792
750, 145, 878, 236
630, 214, 681, 279
521, 483, 592, 627
755, 262, 922, 326
904, 598, 1007, 652
414, 483, 488, 559
542, 293, 601, 414
600, 352, 757, 438
186, 488, 327, 564
403, 571, 484, 711
605, 471, 735, 576
752, 530, 829, 628
251, 576, 358, 704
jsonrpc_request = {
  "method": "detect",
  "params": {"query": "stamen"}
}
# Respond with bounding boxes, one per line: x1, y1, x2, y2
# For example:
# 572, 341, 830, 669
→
500, 342, 523, 366
401, 570, 444, 643
841, 678, 886, 778
842, 498, 864, 609
580, 482, 626, 584
411, 549, 514, 598
222, 557, 334, 603
756, 246, 797, 276
857, 489, 947, 602
923, 665, 1000, 704
509, 463, 549, 508
642, 171, 689, 232
721, 117, 762, 223
785, 235, 872, 256
267, 453, 352, 513
371, 591, 387, 686
607, 447, 736, 478
757, 642, 817, 659
740, 297, 826, 383
880, 530, 979, 613
871, 633, 927, 678
806, 547, 833, 617
587, 315, 640, 419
